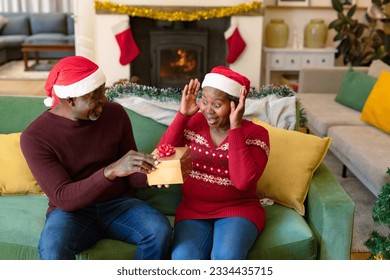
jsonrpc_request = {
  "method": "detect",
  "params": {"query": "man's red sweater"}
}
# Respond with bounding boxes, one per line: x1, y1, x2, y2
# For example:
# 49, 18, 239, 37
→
20, 102, 147, 215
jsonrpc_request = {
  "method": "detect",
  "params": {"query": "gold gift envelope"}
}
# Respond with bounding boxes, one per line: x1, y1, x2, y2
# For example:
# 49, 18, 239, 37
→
147, 147, 192, 185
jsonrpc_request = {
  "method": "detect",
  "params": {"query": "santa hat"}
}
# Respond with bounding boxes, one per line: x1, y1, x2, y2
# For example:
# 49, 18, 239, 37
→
201, 66, 250, 98
44, 56, 106, 107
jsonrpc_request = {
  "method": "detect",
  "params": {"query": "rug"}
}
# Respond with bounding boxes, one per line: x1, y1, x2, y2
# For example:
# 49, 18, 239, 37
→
324, 151, 390, 253
0, 60, 56, 80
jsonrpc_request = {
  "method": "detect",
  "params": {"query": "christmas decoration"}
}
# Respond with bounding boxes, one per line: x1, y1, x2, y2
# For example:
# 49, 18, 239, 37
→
157, 144, 176, 158
111, 20, 139, 65
364, 168, 390, 260
105, 82, 297, 103
105, 82, 306, 130
94, 1, 262, 21
224, 24, 246, 64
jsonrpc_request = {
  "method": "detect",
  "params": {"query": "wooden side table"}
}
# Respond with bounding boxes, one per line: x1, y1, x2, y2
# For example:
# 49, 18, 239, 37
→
263, 47, 337, 85
21, 43, 75, 71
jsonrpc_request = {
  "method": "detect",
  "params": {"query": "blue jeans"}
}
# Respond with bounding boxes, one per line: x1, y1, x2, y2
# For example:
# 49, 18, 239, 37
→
171, 217, 258, 260
38, 197, 172, 260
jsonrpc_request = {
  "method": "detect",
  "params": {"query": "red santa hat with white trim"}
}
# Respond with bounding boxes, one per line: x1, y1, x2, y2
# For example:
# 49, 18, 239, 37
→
44, 56, 106, 107
201, 66, 250, 98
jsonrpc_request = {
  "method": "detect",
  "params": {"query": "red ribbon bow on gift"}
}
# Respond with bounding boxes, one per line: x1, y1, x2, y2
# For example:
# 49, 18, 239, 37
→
157, 144, 176, 158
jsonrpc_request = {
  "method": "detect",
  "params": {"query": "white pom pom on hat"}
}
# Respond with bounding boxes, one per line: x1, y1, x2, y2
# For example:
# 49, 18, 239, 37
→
201, 66, 250, 98
44, 56, 106, 107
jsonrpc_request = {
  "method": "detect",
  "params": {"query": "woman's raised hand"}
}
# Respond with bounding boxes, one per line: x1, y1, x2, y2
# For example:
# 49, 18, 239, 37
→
180, 78, 200, 117
230, 86, 248, 129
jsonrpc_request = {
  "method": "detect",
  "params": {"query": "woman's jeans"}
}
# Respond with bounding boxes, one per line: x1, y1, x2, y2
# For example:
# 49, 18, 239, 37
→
171, 217, 258, 260
38, 197, 172, 260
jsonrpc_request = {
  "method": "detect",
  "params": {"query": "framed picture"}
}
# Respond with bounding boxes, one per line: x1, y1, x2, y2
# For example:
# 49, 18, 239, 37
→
277, 0, 309, 6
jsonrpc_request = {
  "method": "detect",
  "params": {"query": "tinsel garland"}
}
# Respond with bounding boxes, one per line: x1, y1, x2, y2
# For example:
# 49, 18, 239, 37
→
105, 82, 307, 128
364, 168, 390, 260
94, 1, 262, 21
105, 82, 296, 103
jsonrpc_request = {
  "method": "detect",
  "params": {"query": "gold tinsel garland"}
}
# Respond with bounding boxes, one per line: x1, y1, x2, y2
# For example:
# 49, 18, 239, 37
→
94, 1, 262, 21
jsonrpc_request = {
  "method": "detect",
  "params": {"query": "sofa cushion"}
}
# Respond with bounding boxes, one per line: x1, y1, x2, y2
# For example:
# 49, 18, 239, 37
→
297, 93, 367, 137
0, 133, 42, 195
361, 70, 390, 134
247, 203, 316, 260
0, 194, 316, 260
253, 118, 331, 216
328, 125, 390, 196
0, 15, 8, 31
29, 13, 67, 34
136, 184, 182, 216
0, 195, 175, 260
335, 68, 377, 112
24, 33, 68, 44
0, 35, 28, 47
0, 15, 29, 36
0, 195, 46, 259
0, 96, 46, 134
67, 14, 74, 35
368, 59, 390, 78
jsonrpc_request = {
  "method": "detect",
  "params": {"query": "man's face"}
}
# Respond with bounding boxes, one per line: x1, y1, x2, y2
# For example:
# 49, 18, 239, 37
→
72, 84, 107, 121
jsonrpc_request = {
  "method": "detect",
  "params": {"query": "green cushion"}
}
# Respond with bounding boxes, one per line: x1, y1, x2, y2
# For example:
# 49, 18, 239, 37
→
136, 184, 182, 216
124, 108, 168, 153
0, 194, 316, 260
335, 68, 377, 112
0, 195, 175, 260
0, 195, 46, 260
247, 203, 316, 260
0, 96, 46, 134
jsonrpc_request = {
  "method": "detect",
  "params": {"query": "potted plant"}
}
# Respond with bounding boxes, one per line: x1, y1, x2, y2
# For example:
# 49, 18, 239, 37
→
329, 0, 390, 66
364, 168, 390, 260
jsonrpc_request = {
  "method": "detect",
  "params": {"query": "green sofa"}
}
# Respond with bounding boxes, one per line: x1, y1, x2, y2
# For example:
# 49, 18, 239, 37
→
0, 95, 355, 260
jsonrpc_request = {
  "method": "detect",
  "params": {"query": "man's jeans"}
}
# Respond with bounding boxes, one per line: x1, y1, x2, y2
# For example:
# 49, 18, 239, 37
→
38, 197, 172, 260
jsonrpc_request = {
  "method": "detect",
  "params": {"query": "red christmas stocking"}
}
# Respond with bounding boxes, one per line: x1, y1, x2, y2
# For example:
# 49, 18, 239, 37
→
224, 24, 246, 64
111, 20, 140, 65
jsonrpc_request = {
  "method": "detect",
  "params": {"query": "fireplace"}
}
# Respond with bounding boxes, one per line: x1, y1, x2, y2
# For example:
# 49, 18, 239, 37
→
130, 17, 229, 88
95, 5, 264, 89
150, 28, 208, 88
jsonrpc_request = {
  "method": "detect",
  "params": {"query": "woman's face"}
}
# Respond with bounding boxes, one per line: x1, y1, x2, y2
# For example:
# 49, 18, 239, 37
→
199, 86, 231, 130
72, 84, 107, 121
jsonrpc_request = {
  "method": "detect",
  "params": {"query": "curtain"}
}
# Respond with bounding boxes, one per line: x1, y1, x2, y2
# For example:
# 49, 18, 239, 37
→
0, 0, 73, 13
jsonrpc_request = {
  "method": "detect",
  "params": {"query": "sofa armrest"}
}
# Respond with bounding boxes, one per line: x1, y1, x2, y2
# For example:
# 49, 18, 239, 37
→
306, 162, 355, 260
298, 66, 368, 94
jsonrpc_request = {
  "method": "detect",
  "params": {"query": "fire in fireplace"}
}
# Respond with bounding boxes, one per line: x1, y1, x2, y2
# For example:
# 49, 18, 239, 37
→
150, 29, 208, 88
130, 17, 229, 88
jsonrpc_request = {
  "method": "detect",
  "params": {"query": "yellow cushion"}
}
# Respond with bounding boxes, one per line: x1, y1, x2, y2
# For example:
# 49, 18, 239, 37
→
361, 70, 390, 134
252, 118, 332, 215
0, 133, 43, 195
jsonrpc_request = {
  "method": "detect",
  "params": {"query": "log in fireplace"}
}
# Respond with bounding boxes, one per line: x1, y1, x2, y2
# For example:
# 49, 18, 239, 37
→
130, 17, 229, 88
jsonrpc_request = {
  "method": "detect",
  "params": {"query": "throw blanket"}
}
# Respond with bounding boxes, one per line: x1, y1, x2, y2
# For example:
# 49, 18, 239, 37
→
115, 94, 297, 130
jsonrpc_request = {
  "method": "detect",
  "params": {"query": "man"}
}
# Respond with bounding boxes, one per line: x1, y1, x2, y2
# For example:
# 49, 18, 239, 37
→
20, 56, 172, 260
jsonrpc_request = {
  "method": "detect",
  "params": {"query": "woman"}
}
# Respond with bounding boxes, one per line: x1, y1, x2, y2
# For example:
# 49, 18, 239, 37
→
158, 66, 270, 260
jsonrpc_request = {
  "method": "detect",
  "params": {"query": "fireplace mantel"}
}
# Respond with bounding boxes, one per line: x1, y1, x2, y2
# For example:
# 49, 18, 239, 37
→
98, 0, 262, 8
92, 1, 264, 89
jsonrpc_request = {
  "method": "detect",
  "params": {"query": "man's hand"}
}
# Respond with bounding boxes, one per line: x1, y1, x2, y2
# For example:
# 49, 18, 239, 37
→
104, 150, 159, 181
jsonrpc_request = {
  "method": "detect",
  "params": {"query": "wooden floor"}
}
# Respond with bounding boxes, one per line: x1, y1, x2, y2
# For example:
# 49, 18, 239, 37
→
0, 80, 46, 96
